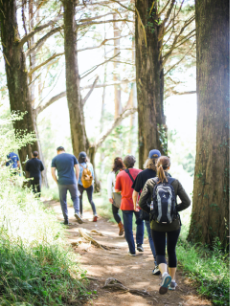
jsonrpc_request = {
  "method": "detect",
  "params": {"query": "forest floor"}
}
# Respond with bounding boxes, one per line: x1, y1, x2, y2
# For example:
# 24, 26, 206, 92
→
47, 201, 212, 306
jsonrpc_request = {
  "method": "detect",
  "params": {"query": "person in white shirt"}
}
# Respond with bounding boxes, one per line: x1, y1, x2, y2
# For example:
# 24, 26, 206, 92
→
107, 157, 125, 236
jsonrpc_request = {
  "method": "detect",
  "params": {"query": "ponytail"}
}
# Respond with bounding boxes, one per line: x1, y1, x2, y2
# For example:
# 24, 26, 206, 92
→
157, 156, 171, 183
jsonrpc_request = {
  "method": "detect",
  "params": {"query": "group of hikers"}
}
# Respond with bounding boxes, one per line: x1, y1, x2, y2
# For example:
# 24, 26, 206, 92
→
6, 146, 191, 295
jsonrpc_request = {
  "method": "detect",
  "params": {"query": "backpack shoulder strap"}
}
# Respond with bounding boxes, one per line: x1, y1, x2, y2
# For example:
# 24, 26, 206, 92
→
125, 169, 134, 183
167, 177, 175, 185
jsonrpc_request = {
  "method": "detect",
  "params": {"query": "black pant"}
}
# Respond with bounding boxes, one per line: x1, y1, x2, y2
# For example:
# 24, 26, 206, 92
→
151, 228, 180, 267
30, 177, 41, 197
78, 184, 97, 216
112, 204, 121, 224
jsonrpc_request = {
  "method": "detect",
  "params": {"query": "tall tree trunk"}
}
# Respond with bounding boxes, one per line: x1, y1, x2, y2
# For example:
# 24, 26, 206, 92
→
113, 14, 122, 118
188, 0, 229, 247
63, 0, 89, 157
0, 0, 39, 169
63, 0, 100, 192
29, 0, 48, 187
128, 39, 135, 154
135, 0, 166, 169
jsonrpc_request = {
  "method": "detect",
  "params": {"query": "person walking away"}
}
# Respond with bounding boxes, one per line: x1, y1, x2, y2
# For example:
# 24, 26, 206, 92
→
132, 149, 162, 275
25, 151, 44, 197
78, 151, 98, 222
51, 146, 82, 225
139, 156, 191, 294
107, 157, 125, 236
115, 155, 143, 256
6, 151, 20, 175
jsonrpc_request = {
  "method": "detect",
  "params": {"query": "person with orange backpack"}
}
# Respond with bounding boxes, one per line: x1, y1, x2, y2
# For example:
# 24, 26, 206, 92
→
78, 151, 97, 222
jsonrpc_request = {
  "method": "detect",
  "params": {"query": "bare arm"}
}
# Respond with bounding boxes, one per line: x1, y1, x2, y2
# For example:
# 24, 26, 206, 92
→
51, 167, 58, 183
17, 160, 20, 169
132, 190, 138, 211
74, 164, 80, 181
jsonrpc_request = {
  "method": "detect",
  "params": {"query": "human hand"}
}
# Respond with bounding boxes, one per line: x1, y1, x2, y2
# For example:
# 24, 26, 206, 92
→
109, 198, 113, 204
134, 204, 140, 212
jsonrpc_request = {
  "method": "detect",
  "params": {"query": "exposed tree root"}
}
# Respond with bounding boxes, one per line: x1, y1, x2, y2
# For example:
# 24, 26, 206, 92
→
90, 229, 104, 236
102, 277, 150, 296
78, 228, 117, 250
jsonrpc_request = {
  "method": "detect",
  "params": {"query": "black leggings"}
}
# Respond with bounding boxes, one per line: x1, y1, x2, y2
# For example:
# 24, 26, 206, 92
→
151, 228, 180, 267
78, 184, 97, 216
112, 204, 121, 224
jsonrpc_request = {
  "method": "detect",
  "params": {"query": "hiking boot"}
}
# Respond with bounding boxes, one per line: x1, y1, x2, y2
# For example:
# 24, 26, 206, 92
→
152, 265, 161, 275
159, 273, 171, 295
118, 222, 124, 236
169, 281, 177, 290
93, 216, 98, 222
137, 244, 144, 252
62, 220, 71, 225
74, 213, 83, 224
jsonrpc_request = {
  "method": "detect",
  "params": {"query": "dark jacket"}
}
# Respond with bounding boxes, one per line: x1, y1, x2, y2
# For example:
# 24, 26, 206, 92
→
139, 176, 191, 232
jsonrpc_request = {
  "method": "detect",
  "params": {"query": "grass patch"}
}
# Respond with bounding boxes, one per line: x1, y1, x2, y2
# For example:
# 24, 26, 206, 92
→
177, 213, 229, 306
0, 180, 90, 305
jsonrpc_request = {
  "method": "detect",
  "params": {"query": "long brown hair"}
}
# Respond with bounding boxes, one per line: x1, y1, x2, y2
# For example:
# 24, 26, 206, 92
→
157, 156, 171, 183
112, 157, 125, 173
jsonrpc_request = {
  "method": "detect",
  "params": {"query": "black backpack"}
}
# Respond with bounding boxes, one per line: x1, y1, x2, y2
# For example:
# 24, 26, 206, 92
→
150, 177, 178, 224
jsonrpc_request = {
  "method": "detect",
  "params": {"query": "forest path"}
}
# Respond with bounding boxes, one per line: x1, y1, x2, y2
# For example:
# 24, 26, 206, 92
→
48, 201, 211, 306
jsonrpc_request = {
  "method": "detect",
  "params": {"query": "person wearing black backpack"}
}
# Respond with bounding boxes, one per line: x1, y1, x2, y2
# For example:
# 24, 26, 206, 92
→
139, 156, 191, 294
132, 149, 166, 275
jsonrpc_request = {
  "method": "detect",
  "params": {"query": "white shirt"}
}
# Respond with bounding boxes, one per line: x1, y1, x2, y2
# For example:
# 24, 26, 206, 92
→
107, 171, 116, 199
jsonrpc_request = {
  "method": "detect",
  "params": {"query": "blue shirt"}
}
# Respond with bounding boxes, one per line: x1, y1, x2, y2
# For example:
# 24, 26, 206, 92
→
6, 152, 19, 169
78, 162, 94, 186
51, 153, 78, 185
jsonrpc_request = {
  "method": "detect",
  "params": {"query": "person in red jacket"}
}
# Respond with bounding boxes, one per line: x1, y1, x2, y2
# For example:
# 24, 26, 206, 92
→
115, 155, 143, 256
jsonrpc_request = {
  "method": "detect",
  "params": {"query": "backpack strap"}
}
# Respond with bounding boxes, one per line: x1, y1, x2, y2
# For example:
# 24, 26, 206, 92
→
125, 169, 134, 183
167, 177, 175, 185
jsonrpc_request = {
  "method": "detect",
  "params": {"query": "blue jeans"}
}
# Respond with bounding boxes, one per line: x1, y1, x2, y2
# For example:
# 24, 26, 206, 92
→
122, 210, 144, 254
58, 184, 80, 221
145, 220, 157, 264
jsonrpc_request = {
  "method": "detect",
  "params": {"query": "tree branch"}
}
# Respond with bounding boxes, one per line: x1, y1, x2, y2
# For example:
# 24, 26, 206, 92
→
78, 18, 133, 28
162, 16, 195, 66
158, 0, 176, 40
28, 53, 64, 76
36, 91, 66, 115
36, 79, 136, 115
77, 35, 129, 52
164, 41, 195, 75
80, 52, 120, 79
19, 16, 62, 48
94, 107, 137, 151
25, 26, 63, 57
81, 79, 135, 89
82, 75, 99, 105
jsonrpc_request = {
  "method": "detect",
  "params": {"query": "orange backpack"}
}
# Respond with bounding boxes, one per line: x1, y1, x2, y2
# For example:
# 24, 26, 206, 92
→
81, 164, 93, 188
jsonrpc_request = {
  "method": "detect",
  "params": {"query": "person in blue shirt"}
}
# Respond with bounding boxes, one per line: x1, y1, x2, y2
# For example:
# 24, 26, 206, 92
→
6, 152, 20, 174
78, 151, 98, 222
51, 146, 83, 225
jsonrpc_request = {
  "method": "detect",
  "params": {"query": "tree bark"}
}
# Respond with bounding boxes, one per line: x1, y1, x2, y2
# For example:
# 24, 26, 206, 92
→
28, 0, 48, 187
113, 14, 122, 118
0, 0, 39, 169
135, 0, 166, 169
188, 0, 229, 247
63, 0, 90, 157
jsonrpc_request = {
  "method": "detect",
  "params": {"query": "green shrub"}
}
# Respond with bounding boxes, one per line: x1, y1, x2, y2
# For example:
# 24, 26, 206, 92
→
0, 108, 89, 305
177, 238, 229, 306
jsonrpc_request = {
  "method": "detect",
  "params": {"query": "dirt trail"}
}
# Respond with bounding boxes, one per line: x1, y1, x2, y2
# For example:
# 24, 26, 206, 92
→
49, 201, 211, 306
